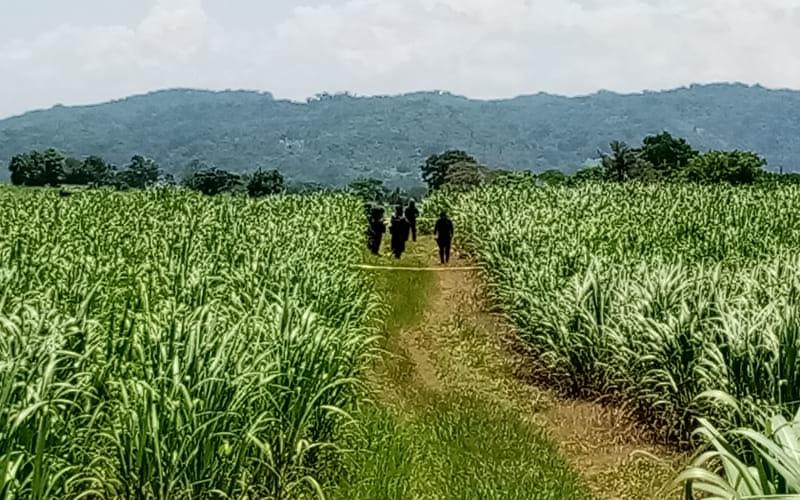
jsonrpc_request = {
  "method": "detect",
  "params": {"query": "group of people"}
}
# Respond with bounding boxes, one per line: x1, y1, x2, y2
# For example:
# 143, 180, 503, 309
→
366, 200, 455, 264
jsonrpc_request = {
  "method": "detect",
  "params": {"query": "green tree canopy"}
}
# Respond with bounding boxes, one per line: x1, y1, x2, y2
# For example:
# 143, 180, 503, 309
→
8, 149, 65, 186
9, 152, 41, 186
601, 141, 645, 182
444, 161, 496, 189
117, 155, 161, 189
639, 131, 698, 178
681, 151, 767, 185
64, 155, 113, 185
348, 177, 388, 203
247, 169, 285, 198
184, 168, 242, 195
421, 150, 478, 190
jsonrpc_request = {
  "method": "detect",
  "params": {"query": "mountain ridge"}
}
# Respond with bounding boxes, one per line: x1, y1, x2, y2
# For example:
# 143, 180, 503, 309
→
2, 82, 798, 185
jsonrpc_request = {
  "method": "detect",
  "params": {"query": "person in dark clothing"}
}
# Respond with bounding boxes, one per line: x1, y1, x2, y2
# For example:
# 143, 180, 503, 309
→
367, 206, 386, 255
389, 205, 411, 259
434, 211, 454, 264
404, 200, 420, 242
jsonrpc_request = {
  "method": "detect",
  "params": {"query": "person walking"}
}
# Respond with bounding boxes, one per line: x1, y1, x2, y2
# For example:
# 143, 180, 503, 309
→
434, 211, 454, 265
404, 199, 420, 242
389, 205, 411, 259
367, 206, 386, 256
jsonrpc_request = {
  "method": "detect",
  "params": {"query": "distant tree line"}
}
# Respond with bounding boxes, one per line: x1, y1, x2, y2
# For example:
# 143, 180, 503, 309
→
8, 132, 796, 203
346, 177, 428, 207
6, 149, 289, 198
180, 160, 285, 197
9, 149, 165, 189
593, 132, 768, 185
417, 132, 795, 192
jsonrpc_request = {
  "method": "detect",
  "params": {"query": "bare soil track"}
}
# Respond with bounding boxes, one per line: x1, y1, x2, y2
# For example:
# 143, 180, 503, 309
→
371, 236, 687, 500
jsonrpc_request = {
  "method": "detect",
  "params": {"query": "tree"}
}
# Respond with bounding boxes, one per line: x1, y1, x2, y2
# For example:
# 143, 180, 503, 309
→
64, 157, 83, 184
247, 169, 285, 197
41, 149, 66, 186
117, 155, 161, 189
8, 149, 64, 186
9, 152, 41, 186
680, 151, 767, 185
444, 161, 496, 189
64, 155, 113, 185
601, 141, 643, 182
348, 177, 388, 203
184, 168, 242, 195
639, 132, 698, 178
421, 151, 478, 190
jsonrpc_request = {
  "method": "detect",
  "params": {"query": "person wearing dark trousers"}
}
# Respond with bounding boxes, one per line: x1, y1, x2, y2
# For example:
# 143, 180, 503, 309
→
404, 200, 420, 242
367, 206, 386, 255
389, 205, 411, 259
434, 211, 454, 264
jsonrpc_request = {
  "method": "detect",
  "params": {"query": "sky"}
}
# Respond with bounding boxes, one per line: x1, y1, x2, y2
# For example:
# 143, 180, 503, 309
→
0, 0, 799, 118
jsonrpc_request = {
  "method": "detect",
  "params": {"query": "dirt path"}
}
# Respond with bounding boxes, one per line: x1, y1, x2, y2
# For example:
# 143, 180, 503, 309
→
372, 236, 686, 499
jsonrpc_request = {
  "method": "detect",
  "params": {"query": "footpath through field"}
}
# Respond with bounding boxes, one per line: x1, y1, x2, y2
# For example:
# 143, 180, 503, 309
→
338, 236, 685, 499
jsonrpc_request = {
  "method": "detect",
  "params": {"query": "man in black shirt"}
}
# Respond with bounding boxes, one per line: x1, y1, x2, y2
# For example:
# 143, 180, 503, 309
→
434, 211, 454, 264
390, 205, 411, 259
367, 206, 386, 255
404, 200, 420, 242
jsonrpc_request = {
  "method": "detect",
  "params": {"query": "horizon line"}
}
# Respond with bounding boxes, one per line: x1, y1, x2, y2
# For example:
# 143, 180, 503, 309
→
2, 80, 798, 121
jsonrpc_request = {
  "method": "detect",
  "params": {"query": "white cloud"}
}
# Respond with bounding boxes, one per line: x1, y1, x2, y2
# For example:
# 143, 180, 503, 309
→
259, 0, 800, 102
1, 0, 800, 117
0, 0, 210, 115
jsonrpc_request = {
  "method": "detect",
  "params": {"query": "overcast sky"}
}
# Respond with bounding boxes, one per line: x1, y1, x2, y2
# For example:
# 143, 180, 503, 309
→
0, 0, 798, 118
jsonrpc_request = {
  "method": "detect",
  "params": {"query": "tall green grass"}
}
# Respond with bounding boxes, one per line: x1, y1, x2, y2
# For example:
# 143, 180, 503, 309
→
0, 187, 379, 498
331, 253, 588, 500
427, 183, 800, 494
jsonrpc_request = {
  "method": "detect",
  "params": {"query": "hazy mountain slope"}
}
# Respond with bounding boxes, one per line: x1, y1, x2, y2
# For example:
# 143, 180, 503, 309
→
1, 83, 798, 185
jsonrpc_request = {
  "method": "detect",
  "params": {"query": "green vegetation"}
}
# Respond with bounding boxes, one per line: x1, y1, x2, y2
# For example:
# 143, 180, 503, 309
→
429, 183, 800, 497
421, 150, 480, 190
0, 187, 379, 499
593, 134, 767, 185
183, 167, 242, 195
247, 168, 285, 197
679, 408, 800, 498
3, 83, 800, 186
333, 249, 589, 500
418, 134, 774, 195
8, 149, 167, 189
336, 395, 591, 500
181, 166, 285, 197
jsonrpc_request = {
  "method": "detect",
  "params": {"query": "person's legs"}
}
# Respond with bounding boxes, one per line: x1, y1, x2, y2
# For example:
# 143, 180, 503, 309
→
411, 222, 417, 242
438, 242, 445, 264
444, 241, 451, 263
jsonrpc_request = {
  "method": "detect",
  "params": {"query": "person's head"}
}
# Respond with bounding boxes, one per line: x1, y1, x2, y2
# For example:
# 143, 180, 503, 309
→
408, 199, 416, 207
440, 211, 447, 219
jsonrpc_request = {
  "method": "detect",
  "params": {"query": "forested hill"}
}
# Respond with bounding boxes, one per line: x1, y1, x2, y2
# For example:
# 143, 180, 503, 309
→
1, 83, 799, 185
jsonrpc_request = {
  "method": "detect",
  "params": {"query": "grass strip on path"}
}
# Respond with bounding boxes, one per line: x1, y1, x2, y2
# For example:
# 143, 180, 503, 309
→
331, 236, 590, 500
